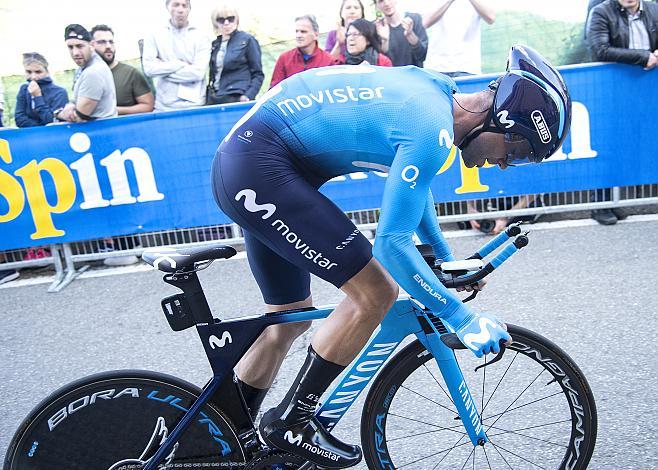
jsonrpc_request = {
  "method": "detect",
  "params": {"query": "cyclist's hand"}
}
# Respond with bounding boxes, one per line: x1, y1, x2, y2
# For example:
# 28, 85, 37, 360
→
453, 311, 511, 358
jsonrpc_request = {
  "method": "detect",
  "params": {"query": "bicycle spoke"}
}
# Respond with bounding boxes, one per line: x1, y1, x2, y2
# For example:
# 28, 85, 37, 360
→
386, 411, 466, 436
488, 419, 571, 447
488, 441, 548, 469
483, 446, 493, 470
482, 391, 564, 421
486, 369, 546, 432
395, 438, 465, 468
422, 362, 454, 405
399, 384, 457, 415
431, 433, 470, 470
481, 355, 487, 419
485, 424, 569, 448
459, 445, 476, 470
489, 440, 514, 469
481, 351, 520, 417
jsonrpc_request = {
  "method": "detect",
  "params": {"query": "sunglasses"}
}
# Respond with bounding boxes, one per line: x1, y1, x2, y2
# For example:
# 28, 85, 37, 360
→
503, 132, 535, 166
216, 16, 236, 23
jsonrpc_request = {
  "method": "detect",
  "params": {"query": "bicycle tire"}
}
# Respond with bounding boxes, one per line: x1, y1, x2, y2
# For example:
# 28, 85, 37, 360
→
4, 370, 247, 470
360, 324, 597, 469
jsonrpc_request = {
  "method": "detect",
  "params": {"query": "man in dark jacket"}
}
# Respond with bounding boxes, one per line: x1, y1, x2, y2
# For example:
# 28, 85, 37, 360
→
587, 0, 658, 68
586, 0, 657, 225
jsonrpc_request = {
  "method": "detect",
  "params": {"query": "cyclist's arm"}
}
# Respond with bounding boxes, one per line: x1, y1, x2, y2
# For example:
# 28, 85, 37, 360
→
372, 103, 464, 319
416, 189, 455, 262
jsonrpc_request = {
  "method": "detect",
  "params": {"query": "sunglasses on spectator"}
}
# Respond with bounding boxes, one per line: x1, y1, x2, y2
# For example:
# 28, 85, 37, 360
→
216, 16, 236, 23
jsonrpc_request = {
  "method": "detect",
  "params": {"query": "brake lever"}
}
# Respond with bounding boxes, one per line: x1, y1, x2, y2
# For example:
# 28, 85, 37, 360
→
474, 341, 507, 372
462, 290, 478, 303
440, 335, 508, 372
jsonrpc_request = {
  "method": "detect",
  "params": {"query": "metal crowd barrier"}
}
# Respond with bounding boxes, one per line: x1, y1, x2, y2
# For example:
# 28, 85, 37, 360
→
1, 183, 656, 292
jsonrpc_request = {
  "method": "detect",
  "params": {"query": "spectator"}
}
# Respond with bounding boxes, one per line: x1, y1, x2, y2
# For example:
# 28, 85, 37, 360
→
588, 0, 658, 68
91, 25, 154, 115
325, 0, 366, 60
340, 19, 393, 66
423, 0, 496, 77
142, 0, 210, 111
373, 0, 428, 67
270, 15, 339, 89
207, 5, 264, 104
586, 0, 657, 224
15, 53, 69, 127
56, 24, 117, 122
461, 196, 542, 234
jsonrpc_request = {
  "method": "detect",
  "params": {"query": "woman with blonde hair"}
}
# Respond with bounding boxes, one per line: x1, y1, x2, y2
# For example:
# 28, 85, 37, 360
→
208, 5, 264, 104
14, 52, 68, 127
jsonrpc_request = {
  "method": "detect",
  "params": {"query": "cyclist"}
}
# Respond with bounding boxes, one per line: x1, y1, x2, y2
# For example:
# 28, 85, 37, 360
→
211, 44, 571, 468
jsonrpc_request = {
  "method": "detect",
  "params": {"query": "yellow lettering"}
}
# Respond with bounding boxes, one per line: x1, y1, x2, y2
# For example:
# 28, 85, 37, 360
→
0, 139, 26, 223
455, 150, 490, 194
435, 146, 491, 194
15, 159, 76, 239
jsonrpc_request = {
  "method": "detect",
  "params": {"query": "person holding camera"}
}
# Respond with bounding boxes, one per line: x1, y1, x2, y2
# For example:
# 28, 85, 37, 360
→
207, 5, 264, 105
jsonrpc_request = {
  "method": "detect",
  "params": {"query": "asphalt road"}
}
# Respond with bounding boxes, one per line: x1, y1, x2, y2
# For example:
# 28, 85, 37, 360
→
2, 218, 657, 469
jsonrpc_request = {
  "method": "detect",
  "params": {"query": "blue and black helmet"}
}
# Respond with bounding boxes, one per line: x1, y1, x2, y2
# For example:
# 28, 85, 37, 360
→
459, 45, 572, 165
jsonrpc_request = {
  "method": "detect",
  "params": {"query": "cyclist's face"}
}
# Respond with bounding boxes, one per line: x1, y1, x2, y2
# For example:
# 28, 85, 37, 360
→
460, 132, 509, 169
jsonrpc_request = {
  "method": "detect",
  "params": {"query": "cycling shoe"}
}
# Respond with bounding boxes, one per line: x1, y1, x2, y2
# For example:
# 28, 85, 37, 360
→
259, 408, 362, 468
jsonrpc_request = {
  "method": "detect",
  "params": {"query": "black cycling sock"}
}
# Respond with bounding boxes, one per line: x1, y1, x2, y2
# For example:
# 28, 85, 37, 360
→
237, 378, 269, 421
274, 345, 345, 426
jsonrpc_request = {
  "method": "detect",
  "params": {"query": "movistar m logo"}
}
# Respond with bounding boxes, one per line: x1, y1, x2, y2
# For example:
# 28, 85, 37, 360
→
275, 86, 384, 116
236, 189, 337, 271
209, 331, 233, 350
497, 110, 515, 129
235, 189, 276, 219
284, 431, 303, 446
462, 317, 497, 351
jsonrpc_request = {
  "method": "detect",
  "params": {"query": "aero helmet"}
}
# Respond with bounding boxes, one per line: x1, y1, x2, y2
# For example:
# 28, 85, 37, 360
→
459, 45, 572, 165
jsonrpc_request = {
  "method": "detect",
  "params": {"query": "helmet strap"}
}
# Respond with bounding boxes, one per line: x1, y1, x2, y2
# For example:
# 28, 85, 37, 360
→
457, 79, 504, 152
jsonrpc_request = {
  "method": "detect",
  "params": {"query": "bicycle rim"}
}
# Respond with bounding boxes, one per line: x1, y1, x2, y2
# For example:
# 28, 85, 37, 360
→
361, 324, 597, 469
4, 370, 246, 470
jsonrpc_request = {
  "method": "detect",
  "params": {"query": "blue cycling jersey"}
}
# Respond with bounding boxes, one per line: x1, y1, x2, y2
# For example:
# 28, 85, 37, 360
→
220, 64, 469, 321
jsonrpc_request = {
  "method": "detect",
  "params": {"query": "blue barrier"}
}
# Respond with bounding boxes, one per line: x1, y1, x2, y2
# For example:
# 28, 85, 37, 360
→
0, 63, 657, 251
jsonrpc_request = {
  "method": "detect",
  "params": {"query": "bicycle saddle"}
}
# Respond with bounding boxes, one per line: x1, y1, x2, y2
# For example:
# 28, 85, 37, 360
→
141, 244, 237, 272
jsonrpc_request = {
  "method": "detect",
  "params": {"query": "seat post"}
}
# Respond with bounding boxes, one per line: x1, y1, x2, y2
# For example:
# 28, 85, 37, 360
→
163, 272, 214, 324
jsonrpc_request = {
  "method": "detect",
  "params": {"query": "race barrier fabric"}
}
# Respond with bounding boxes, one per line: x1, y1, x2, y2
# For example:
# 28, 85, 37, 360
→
1, 63, 657, 251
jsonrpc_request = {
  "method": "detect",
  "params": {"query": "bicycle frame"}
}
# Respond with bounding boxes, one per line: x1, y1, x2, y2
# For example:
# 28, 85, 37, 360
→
144, 298, 485, 469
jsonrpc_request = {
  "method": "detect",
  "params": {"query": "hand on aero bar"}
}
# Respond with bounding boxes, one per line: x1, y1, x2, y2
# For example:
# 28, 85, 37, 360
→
448, 310, 512, 358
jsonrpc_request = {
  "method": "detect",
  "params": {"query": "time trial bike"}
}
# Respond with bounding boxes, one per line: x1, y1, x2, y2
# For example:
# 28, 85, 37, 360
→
4, 224, 597, 469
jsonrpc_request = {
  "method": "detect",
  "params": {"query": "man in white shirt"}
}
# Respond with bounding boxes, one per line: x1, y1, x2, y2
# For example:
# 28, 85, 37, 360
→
142, 0, 210, 111
423, 0, 496, 77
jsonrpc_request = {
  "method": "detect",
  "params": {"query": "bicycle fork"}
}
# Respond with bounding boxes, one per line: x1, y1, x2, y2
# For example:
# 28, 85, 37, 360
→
418, 331, 489, 447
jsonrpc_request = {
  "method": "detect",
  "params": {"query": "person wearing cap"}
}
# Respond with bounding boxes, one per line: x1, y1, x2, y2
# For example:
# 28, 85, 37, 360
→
15, 53, 69, 127
142, 0, 210, 111
57, 24, 117, 122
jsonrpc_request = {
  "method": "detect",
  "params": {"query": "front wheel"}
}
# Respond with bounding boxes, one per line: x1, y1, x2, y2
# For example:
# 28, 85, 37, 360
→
360, 324, 597, 469
4, 370, 246, 470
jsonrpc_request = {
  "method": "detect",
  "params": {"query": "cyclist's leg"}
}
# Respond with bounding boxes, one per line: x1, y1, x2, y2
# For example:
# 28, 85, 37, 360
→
236, 230, 313, 390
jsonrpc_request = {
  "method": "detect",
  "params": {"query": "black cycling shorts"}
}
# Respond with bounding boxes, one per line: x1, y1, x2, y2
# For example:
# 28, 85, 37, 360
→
211, 112, 373, 305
